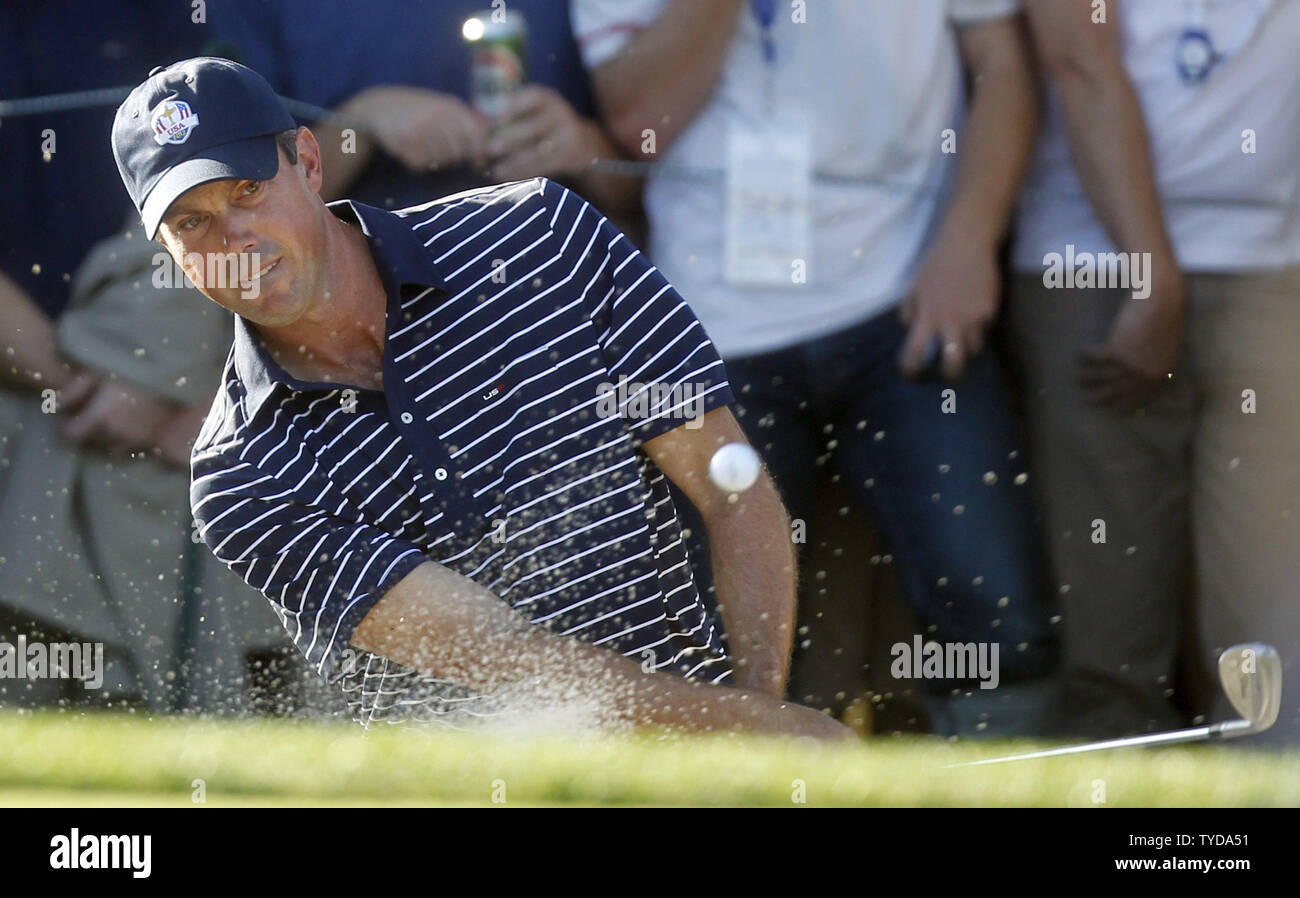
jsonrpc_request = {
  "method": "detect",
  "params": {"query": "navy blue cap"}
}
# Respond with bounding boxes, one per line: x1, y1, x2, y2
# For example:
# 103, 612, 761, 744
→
112, 57, 296, 239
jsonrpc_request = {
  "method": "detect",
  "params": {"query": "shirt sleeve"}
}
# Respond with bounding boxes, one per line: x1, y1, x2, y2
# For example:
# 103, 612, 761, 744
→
947, 0, 1020, 26
569, 0, 666, 69
190, 446, 427, 679
541, 179, 735, 446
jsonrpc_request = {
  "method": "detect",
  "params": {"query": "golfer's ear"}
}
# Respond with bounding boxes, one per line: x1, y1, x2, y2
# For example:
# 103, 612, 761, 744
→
295, 127, 325, 193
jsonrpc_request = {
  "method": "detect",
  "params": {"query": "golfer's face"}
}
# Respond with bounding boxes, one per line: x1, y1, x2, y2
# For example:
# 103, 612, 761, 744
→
158, 147, 324, 327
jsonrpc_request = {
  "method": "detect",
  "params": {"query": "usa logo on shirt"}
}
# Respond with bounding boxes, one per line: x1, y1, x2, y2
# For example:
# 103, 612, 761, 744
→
151, 100, 200, 145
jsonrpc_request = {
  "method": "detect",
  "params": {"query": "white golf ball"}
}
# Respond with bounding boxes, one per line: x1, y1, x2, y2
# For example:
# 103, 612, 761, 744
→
709, 442, 761, 492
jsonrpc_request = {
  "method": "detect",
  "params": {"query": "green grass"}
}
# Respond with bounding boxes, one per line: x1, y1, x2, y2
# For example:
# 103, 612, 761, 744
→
0, 711, 1297, 807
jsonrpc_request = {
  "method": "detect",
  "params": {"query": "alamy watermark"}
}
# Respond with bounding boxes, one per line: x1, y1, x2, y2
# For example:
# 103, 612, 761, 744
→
1042, 244, 1151, 299
890, 636, 999, 690
50, 829, 150, 878
0, 635, 104, 689
595, 375, 704, 429
152, 250, 265, 299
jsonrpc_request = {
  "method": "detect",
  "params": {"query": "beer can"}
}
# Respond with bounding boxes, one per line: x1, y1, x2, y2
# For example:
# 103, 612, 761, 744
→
462, 10, 529, 120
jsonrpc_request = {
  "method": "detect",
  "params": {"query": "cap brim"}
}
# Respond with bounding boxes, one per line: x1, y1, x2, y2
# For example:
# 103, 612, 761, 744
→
141, 133, 281, 239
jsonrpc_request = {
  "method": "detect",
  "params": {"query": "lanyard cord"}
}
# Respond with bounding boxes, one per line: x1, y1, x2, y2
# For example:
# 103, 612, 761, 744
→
752, 0, 776, 64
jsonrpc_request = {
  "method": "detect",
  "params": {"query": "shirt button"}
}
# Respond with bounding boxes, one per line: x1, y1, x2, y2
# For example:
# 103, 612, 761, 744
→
435, 467, 449, 481
400, 412, 414, 424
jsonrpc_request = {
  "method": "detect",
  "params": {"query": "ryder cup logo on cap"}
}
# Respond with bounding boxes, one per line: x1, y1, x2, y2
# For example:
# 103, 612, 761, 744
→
151, 100, 199, 145
112, 57, 296, 239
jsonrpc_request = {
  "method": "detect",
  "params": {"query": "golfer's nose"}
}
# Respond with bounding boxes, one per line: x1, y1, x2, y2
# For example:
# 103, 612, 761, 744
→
220, 210, 260, 255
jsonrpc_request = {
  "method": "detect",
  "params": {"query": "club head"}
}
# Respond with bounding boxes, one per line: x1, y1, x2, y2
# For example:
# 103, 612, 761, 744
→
1218, 643, 1282, 732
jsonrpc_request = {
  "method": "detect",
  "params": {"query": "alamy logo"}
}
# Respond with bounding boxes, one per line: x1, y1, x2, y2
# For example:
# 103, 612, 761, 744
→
1042, 244, 1152, 299
0, 635, 103, 689
49, 829, 151, 878
890, 636, 1000, 690
152, 251, 264, 299
595, 375, 704, 429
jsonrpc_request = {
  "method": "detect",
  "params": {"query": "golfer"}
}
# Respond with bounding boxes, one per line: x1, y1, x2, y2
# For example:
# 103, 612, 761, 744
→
111, 57, 851, 740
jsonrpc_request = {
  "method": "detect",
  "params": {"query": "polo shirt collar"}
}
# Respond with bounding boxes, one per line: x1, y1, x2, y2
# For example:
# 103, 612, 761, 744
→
231, 200, 447, 424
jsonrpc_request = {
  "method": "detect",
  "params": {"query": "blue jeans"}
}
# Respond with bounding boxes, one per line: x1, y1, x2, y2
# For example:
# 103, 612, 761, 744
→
700, 306, 1060, 729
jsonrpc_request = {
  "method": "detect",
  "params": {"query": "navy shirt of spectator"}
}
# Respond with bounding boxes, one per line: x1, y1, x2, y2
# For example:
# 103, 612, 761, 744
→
0, 0, 203, 317
212, 0, 597, 212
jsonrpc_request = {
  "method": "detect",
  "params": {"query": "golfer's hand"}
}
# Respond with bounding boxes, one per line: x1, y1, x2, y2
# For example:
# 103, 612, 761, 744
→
488, 85, 596, 181
350, 85, 490, 172
774, 699, 861, 742
1079, 273, 1185, 413
679, 684, 859, 742
899, 235, 999, 380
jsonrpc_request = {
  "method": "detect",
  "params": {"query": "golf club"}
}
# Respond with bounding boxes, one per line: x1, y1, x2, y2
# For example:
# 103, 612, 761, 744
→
945, 642, 1282, 767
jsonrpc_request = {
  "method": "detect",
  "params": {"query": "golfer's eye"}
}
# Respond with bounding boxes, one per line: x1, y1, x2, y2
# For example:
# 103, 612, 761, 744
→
179, 215, 205, 232
241, 181, 262, 196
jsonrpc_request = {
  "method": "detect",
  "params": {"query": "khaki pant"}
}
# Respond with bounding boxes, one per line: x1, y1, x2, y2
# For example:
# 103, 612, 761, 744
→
1005, 266, 1300, 745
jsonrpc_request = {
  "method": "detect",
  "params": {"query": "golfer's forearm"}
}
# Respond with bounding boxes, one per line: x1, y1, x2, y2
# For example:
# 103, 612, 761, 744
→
1024, 1, 1180, 277
350, 560, 798, 733
939, 17, 1039, 250
705, 471, 796, 696
591, 0, 746, 158
353, 561, 624, 694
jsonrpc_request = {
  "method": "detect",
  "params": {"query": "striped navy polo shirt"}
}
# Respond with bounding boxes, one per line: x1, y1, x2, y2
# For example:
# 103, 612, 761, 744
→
190, 177, 736, 727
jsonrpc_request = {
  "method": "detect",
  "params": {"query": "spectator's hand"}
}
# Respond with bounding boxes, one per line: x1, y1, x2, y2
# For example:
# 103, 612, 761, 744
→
58, 368, 103, 414
61, 376, 175, 459
152, 404, 209, 469
488, 85, 596, 181
349, 85, 490, 172
1079, 274, 1185, 413
899, 235, 999, 380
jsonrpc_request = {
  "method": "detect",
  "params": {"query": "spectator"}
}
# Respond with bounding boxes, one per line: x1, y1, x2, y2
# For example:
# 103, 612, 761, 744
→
1010, 0, 1300, 745
212, 0, 639, 218
0, 1, 306, 713
573, 0, 1060, 736
0, 0, 177, 319
0, 228, 299, 712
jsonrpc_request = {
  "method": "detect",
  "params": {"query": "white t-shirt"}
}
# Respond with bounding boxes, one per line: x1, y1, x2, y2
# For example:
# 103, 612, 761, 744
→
1014, 0, 1300, 273
572, 0, 1019, 358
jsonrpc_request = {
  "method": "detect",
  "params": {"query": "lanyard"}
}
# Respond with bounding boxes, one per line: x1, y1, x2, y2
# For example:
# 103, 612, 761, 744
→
752, 0, 777, 115
752, 0, 776, 64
